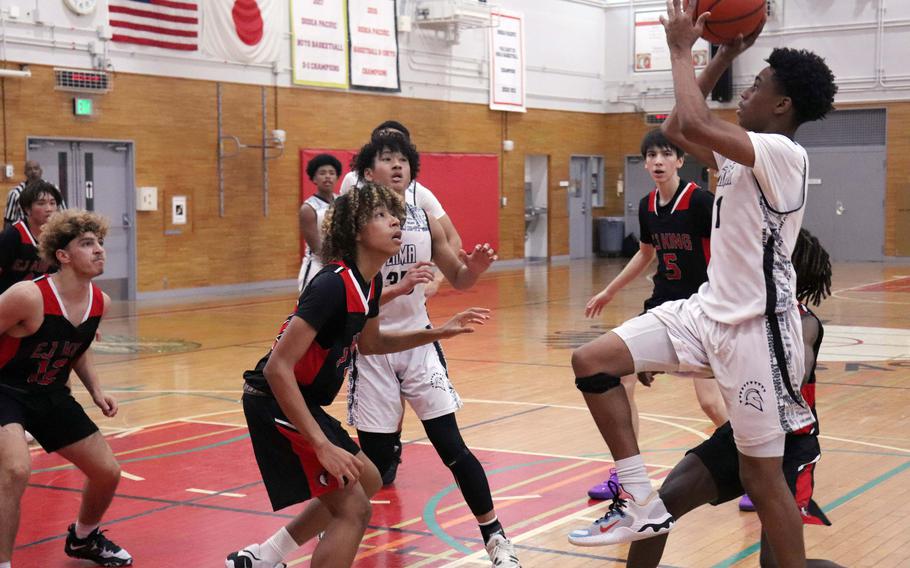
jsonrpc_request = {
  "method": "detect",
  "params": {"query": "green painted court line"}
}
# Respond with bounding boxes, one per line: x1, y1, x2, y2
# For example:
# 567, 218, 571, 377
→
710, 459, 910, 568
423, 457, 563, 555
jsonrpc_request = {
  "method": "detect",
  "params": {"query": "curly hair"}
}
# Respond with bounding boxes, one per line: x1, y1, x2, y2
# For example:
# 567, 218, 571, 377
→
321, 181, 406, 264
19, 181, 63, 212
351, 132, 420, 182
305, 153, 342, 180
39, 209, 109, 268
767, 48, 838, 125
792, 228, 832, 307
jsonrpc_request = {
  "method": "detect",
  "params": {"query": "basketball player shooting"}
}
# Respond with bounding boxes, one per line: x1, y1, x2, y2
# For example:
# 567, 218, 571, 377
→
566, 1, 837, 567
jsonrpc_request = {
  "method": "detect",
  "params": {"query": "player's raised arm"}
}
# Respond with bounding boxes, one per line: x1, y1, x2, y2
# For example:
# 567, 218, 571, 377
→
661, 0, 757, 167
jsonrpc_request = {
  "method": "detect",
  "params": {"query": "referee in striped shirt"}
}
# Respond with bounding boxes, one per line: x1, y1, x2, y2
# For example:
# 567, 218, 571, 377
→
4, 160, 65, 229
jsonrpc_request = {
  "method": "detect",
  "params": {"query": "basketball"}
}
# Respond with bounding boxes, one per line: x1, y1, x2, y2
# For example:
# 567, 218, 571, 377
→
696, 0, 767, 44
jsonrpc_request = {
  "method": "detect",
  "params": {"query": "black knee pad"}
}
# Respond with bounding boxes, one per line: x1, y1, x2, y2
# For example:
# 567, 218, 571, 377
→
576, 372, 622, 394
357, 430, 401, 475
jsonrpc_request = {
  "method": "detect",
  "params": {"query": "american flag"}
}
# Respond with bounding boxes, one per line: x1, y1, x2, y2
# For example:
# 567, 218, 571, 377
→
109, 0, 199, 51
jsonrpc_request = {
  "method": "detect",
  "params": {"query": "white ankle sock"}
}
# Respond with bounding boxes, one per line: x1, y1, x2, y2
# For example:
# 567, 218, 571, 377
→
74, 522, 99, 540
615, 455, 653, 501
260, 527, 298, 564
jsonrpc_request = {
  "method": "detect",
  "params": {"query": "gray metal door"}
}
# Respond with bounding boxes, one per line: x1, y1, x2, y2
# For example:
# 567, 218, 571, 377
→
27, 139, 136, 300
623, 155, 710, 240
569, 156, 601, 259
802, 146, 885, 261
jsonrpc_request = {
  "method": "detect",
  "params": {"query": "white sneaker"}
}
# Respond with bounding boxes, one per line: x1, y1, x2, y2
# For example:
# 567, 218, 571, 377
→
568, 485, 674, 546
225, 543, 286, 568
485, 533, 521, 567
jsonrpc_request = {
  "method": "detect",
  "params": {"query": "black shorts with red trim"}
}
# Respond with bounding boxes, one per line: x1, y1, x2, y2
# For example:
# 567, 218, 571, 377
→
0, 385, 99, 453
688, 421, 831, 526
242, 388, 361, 511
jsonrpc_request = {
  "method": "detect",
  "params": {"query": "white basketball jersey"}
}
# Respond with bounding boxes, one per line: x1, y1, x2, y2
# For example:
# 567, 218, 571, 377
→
300, 193, 336, 289
696, 132, 808, 325
378, 203, 433, 331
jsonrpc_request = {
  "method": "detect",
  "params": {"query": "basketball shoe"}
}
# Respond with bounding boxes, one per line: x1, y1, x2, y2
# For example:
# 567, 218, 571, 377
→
485, 533, 522, 567
568, 482, 674, 546
586, 468, 620, 500
64, 524, 132, 566
225, 544, 287, 568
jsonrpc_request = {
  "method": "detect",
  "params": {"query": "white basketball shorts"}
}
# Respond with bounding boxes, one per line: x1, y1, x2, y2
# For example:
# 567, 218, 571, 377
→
347, 342, 462, 433
612, 296, 813, 458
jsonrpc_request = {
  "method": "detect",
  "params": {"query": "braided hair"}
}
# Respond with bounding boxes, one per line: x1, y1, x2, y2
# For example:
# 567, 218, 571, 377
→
792, 228, 832, 306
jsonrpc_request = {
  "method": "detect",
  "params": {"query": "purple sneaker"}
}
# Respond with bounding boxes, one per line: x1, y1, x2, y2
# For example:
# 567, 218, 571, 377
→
587, 468, 620, 500
739, 494, 756, 512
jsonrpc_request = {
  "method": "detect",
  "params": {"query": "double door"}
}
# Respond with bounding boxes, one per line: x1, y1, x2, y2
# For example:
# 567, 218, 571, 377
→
27, 138, 136, 300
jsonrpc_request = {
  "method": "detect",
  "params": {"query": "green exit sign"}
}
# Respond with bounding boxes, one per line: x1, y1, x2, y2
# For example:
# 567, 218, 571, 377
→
73, 97, 93, 116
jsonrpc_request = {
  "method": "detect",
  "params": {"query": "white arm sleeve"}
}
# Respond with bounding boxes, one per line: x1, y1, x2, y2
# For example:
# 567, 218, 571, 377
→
747, 132, 807, 212
414, 182, 446, 219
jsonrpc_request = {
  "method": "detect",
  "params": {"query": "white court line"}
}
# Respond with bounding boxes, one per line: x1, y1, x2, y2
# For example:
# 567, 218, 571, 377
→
491, 495, 541, 501
406, 440, 674, 470
186, 488, 246, 498
819, 435, 910, 454
460, 397, 710, 440
182, 418, 245, 428
105, 389, 242, 394
102, 408, 244, 438
441, 499, 614, 567
120, 471, 144, 481
370, 500, 391, 504
114, 427, 144, 439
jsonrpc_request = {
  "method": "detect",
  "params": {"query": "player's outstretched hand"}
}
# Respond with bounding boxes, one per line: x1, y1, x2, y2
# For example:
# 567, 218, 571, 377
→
460, 243, 497, 276
660, 0, 709, 53
316, 441, 364, 488
93, 391, 119, 417
399, 261, 436, 294
585, 289, 616, 318
437, 307, 491, 339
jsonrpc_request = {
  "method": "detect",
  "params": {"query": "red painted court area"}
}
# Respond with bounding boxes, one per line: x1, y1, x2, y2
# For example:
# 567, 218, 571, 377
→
852, 277, 910, 293
18, 421, 629, 566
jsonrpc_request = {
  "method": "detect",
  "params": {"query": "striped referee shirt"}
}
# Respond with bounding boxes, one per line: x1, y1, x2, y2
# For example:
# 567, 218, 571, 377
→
4, 181, 66, 224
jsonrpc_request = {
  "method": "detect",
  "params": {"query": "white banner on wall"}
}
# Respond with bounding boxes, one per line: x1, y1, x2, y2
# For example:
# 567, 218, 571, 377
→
634, 10, 709, 73
348, 0, 400, 91
489, 9, 526, 112
201, 0, 282, 64
291, 0, 349, 88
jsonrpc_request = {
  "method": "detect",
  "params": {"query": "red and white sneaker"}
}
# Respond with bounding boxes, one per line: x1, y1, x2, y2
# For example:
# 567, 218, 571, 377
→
568, 482, 674, 546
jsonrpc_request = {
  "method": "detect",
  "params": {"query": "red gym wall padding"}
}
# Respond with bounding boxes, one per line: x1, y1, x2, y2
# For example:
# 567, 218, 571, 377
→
300, 149, 500, 258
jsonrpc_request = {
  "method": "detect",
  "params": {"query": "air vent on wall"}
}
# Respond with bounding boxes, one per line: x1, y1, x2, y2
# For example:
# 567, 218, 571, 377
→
54, 68, 112, 93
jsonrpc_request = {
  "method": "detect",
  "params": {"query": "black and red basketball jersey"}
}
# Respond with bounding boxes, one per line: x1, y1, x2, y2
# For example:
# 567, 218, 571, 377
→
244, 260, 382, 406
0, 276, 103, 393
638, 180, 714, 310
793, 303, 822, 436
0, 220, 54, 294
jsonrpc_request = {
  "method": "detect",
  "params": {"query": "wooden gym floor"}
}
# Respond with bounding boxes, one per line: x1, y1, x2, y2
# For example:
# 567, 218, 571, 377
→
15, 259, 910, 567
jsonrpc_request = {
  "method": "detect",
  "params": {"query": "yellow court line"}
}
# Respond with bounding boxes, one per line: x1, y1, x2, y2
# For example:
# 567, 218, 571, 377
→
112, 426, 245, 458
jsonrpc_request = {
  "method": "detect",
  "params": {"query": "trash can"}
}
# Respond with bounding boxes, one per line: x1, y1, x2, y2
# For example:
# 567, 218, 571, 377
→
597, 217, 625, 257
